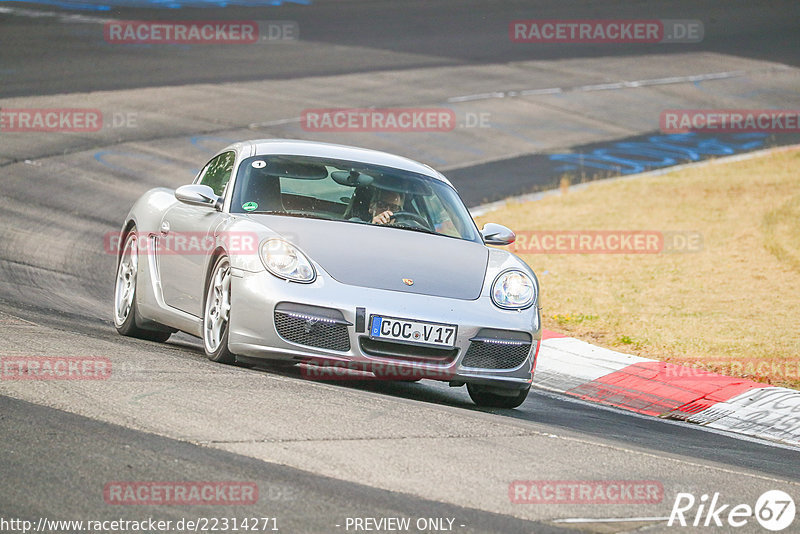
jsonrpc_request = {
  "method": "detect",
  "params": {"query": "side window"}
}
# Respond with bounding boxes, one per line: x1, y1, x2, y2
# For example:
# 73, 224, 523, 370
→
197, 151, 236, 196
422, 194, 461, 237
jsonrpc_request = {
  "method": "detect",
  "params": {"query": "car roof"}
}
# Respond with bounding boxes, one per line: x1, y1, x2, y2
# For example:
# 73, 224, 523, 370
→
222, 139, 453, 187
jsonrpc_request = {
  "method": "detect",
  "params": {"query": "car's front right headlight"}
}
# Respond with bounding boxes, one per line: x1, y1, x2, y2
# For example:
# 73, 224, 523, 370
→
491, 269, 536, 309
259, 239, 316, 283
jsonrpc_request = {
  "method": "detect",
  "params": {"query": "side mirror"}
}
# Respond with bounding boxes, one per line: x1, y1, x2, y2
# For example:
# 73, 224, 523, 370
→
481, 223, 516, 246
175, 184, 221, 210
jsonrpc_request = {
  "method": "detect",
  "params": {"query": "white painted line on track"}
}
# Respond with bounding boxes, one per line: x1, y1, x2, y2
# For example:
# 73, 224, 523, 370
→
553, 516, 670, 524
532, 388, 800, 454
447, 67, 791, 103
0, 6, 114, 24
251, 117, 303, 127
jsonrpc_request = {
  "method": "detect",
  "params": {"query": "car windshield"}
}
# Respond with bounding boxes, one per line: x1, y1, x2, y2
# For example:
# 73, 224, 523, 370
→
230, 154, 481, 242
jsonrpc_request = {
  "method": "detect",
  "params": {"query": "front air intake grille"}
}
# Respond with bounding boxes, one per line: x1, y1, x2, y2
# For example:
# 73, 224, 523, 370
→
359, 337, 458, 363
461, 341, 531, 369
274, 303, 350, 352
461, 329, 533, 370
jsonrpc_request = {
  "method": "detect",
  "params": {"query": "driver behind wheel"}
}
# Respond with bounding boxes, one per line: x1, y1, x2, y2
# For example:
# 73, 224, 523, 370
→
369, 188, 405, 225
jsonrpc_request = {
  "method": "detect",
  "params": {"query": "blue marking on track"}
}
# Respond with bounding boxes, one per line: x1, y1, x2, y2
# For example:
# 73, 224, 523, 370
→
6, 0, 310, 11
548, 133, 770, 175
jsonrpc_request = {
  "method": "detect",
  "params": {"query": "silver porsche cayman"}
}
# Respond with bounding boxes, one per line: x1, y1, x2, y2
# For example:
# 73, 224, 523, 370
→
113, 140, 541, 408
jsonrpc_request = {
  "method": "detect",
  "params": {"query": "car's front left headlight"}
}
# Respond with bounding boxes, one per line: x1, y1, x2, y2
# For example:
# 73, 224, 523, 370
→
259, 239, 315, 283
491, 269, 536, 309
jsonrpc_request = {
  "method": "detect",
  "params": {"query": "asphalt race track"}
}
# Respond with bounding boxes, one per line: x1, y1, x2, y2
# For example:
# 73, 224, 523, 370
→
1, 1, 799, 533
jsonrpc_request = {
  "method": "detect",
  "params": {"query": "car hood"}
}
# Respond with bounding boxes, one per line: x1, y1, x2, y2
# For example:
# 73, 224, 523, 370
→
250, 215, 488, 300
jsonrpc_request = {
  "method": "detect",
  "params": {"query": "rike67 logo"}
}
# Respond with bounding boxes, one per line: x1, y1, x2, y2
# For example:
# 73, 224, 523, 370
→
668, 490, 795, 531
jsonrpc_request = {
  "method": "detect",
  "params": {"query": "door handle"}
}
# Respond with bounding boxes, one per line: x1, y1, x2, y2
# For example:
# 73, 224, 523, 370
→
160, 221, 170, 234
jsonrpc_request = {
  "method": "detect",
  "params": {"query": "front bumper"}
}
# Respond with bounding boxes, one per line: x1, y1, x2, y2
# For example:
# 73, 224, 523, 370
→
228, 269, 540, 389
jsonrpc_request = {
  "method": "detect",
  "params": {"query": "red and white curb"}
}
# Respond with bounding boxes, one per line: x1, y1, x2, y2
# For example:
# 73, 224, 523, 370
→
535, 330, 800, 447
468, 146, 800, 447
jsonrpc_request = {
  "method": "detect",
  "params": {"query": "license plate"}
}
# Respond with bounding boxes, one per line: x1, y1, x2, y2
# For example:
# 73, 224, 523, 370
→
369, 315, 457, 348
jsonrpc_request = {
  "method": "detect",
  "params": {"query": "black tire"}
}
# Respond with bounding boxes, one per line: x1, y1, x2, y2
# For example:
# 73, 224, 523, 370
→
113, 228, 172, 343
202, 255, 236, 364
467, 384, 530, 409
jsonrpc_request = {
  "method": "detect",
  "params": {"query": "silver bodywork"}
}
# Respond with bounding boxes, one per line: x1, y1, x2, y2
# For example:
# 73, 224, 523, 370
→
116, 140, 541, 392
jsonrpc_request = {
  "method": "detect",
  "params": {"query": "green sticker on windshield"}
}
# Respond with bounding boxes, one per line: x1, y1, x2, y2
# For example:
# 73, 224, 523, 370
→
242, 201, 258, 212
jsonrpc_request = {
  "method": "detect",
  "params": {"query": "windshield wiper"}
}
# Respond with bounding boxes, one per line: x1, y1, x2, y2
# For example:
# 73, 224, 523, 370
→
390, 225, 440, 236
250, 210, 335, 221
254, 211, 443, 236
